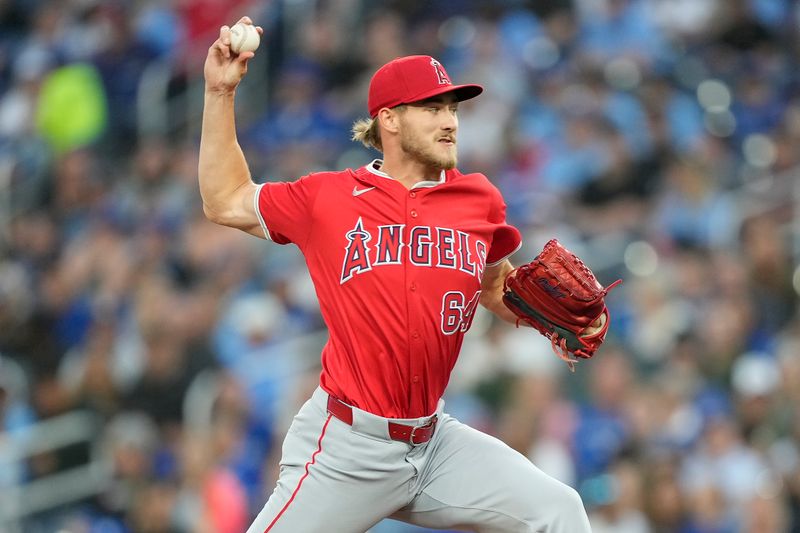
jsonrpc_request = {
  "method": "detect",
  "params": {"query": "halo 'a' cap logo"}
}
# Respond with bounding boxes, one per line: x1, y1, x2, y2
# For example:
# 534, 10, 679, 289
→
430, 58, 450, 85
367, 55, 483, 118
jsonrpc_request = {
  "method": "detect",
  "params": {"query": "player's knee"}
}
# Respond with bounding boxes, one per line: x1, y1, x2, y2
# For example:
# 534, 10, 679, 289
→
541, 483, 590, 529
557, 484, 585, 514
522, 480, 586, 521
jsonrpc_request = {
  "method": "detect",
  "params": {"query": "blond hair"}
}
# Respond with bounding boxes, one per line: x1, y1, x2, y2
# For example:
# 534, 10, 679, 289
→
351, 105, 406, 152
351, 117, 382, 152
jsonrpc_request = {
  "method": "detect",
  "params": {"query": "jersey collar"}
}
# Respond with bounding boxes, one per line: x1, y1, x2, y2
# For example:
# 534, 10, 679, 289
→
366, 159, 446, 189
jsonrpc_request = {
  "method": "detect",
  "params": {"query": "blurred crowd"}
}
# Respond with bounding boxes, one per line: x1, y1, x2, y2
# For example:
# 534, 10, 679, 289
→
1, 0, 799, 532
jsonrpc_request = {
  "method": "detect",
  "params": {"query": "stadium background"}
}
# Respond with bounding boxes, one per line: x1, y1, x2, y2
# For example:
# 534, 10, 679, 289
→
1, 0, 799, 531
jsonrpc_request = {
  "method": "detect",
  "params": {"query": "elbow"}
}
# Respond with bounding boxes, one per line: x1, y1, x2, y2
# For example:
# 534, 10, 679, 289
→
199, 181, 258, 231
202, 202, 226, 225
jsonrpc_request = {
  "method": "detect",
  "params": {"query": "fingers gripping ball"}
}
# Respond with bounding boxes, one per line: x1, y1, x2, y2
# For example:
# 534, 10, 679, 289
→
230, 23, 260, 54
503, 239, 622, 371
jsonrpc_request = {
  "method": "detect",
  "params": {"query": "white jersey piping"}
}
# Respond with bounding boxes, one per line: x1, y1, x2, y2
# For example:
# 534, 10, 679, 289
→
486, 241, 522, 267
365, 159, 446, 189
253, 183, 272, 241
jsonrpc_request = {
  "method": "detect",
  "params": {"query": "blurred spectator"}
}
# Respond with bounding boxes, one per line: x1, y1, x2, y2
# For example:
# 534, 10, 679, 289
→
572, 348, 636, 481
644, 457, 691, 532
0, 354, 35, 524
242, 61, 348, 173
65, 2, 156, 157
92, 411, 160, 527
177, 419, 249, 533
575, 0, 672, 67
680, 413, 774, 524
740, 215, 797, 338
122, 319, 194, 430
212, 291, 306, 429
586, 459, 651, 532
652, 156, 739, 250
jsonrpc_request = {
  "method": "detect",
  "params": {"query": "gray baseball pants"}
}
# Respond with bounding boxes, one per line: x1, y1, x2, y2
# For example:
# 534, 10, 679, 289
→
246, 387, 591, 532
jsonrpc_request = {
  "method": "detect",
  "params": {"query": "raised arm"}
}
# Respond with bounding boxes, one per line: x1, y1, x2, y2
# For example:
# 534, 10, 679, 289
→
198, 16, 264, 238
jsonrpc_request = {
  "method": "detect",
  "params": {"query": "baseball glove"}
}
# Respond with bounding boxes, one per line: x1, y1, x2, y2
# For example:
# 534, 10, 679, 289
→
503, 239, 622, 371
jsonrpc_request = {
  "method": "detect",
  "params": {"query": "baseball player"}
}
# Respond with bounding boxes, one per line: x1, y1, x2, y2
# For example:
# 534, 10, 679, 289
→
200, 17, 595, 533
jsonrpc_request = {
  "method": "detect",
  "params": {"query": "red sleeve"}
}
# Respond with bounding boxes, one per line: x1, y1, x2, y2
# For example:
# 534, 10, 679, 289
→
485, 186, 522, 266
255, 173, 324, 246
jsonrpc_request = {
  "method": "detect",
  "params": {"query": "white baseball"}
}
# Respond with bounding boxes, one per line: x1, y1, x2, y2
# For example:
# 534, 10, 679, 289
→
229, 22, 260, 54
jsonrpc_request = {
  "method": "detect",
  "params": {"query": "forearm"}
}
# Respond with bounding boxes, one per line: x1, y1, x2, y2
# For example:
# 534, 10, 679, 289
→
480, 260, 519, 325
481, 285, 519, 325
198, 90, 253, 223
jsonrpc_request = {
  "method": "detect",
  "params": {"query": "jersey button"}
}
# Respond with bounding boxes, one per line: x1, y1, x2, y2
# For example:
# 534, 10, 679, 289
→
411, 330, 420, 339
410, 209, 418, 218
409, 191, 417, 198
410, 282, 417, 291
412, 375, 420, 383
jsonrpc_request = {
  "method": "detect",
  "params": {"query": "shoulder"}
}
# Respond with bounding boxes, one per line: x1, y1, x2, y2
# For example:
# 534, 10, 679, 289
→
274, 168, 357, 190
447, 168, 504, 199
301, 168, 356, 182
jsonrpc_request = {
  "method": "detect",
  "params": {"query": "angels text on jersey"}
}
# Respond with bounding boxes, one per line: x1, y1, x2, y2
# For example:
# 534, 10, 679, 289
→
340, 217, 488, 285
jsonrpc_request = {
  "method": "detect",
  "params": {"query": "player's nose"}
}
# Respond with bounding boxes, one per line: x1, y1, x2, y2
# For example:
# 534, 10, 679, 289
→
440, 112, 457, 132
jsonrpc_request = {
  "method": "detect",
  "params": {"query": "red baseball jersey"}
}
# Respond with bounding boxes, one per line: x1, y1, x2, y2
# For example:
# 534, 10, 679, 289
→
255, 160, 521, 418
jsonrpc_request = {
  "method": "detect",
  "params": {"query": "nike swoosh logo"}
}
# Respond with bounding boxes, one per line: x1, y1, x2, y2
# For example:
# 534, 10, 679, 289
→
353, 186, 376, 197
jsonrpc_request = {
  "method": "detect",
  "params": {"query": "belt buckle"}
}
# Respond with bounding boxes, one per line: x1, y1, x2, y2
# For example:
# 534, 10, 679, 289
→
409, 414, 437, 446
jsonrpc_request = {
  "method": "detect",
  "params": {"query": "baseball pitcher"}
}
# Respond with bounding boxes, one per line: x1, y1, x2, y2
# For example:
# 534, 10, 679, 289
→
199, 16, 617, 533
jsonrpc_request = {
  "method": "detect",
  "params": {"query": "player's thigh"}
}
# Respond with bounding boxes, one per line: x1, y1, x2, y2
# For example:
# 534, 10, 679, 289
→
394, 415, 590, 533
247, 401, 415, 533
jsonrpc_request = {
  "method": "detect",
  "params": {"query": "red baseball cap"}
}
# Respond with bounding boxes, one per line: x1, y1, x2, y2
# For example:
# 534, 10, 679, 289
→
367, 55, 483, 118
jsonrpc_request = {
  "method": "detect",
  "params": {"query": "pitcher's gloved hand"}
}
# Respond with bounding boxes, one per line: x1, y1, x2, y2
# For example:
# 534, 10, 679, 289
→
503, 239, 622, 371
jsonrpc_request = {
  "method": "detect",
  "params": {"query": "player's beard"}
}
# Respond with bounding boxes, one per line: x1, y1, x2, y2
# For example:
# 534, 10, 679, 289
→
399, 125, 457, 171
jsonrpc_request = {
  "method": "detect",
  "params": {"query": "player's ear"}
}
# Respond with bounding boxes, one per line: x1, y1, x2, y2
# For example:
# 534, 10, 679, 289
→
377, 107, 402, 134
